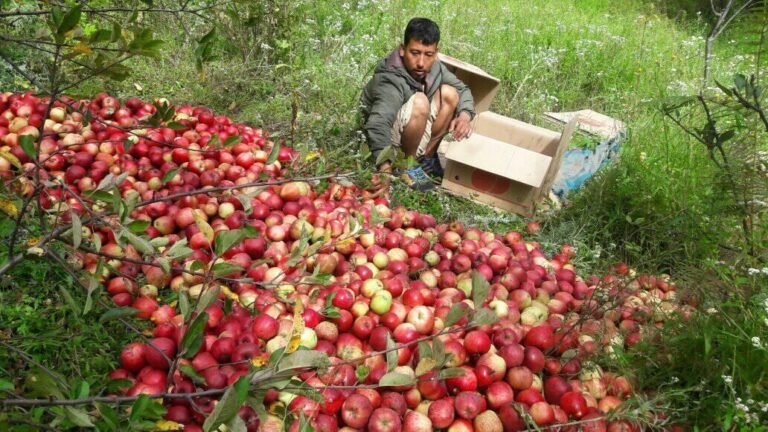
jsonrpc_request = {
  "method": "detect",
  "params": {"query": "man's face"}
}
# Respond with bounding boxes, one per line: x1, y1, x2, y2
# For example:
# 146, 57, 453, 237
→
399, 39, 438, 81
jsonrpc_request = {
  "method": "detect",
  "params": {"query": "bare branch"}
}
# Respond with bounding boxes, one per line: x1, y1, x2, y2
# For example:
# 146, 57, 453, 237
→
0, 388, 226, 407
134, 172, 358, 209
0, 4, 218, 18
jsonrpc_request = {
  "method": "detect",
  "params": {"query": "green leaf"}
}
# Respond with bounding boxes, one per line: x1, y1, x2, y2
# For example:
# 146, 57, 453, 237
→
24, 368, 64, 398
19, 135, 37, 159
157, 257, 171, 274
444, 303, 470, 327
166, 238, 193, 260
59, 285, 79, 316
418, 341, 432, 360
472, 271, 490, 307
237, 194, 253, 215
57, 5, 82, 35
129, 395, 166, 423
166, 121, 187, 131
215, 229, 247, 257
81, 274, 99, 315
212, 262, 243, 279
73, 380, 90, 399
96, 402, 119, 431
98, 307, 137, 323
50, 7, 64, 28
277, 350, 329, 372
208, 134, 222, 148
375, 145, 395, 166
356, 365, 370, 382
386, 334, 397, 372
106, 378, 133, 394
127, 219, 150, 233
0, 379, 14, 391
369, 204, 390, 226
195, 285, 220, 316
150, 237, 170, 248
266, 142, 281, 165
715, 80, 734, 97
233, 374, 249, 402
162, 167, 182, 185
179, 364, 205, 384
378, 372, 416, 387
471, 308, 499, 327
121, 229, 154, 255
203, 383, 244, 431
71, 212, 82, 250
96, 172, 129, 192
415, 358, 437, 376
719, 130, 735, 143
180, 312, 208, 358
734, 73, 747, 92
223, 136, 242, 147
64, 406, 94, 427
109, 21, 122, 42
89, 28, 112, 43
438, 367, 466, 379
225, 415, 247, 432
432, 337, 446, 367
179, 292, 190, 320
199, 27, 217, 44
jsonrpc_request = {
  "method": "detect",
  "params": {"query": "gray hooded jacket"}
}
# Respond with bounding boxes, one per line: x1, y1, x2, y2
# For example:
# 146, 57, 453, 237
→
360, 49, 475, 164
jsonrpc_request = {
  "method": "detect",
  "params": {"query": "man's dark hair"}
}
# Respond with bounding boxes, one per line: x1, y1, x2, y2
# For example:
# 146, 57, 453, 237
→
404, 18, 440, 46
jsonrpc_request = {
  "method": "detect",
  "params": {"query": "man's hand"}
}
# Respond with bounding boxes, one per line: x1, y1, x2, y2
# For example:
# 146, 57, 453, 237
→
369, 162, 392, 199
449, 111, 473, 141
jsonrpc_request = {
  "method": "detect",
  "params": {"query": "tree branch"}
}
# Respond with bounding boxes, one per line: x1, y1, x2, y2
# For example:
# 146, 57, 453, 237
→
0, 4, 217, 18
134, 172, 358, 209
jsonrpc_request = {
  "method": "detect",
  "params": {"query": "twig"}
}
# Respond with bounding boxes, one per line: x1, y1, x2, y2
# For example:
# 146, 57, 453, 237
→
0, 4, 217, 18
0, 224, 73, 277
0, 388, 226, 407
338, 324, 471, 367
133, 171, 358, 209
5, 419, 57, 431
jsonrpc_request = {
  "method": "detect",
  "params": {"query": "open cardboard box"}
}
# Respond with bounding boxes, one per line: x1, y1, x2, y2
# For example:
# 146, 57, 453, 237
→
438, 54, 577, 216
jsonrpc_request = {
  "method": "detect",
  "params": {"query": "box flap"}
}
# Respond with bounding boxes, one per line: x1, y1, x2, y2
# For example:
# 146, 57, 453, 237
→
439, 54, 500, 114
444, 134, 552, 187
538, 117, 578, 197
543, 109, 625, 140
473, 111, 561, 154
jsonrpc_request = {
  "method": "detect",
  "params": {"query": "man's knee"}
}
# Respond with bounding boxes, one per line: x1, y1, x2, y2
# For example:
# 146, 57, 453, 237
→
409, 93, 430, 119
439, 85, 459, 109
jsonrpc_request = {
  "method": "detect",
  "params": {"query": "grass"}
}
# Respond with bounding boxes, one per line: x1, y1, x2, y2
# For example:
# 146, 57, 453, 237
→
0, 254, 137, 396
2, 0, 767, 429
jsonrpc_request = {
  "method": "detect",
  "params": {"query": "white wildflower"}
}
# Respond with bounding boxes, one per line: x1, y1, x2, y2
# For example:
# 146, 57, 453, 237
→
752, 336, 763, 348
707, 307, 718, 314
723, 375, 733, 384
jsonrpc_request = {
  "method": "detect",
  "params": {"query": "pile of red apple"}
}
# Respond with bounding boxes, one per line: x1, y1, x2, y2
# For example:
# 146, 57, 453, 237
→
0, 92, 693, 431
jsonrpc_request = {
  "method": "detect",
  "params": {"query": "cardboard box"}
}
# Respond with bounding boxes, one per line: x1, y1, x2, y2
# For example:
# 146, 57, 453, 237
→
544, 110, 626, 200
438, 54, 577, 215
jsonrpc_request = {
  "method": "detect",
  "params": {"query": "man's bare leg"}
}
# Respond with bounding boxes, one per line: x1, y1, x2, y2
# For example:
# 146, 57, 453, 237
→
423, 85, 459, 156
401, 93, 431, 157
